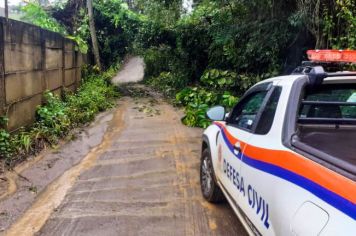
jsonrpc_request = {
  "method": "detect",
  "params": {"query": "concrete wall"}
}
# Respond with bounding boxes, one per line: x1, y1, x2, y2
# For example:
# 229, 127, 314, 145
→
0, 17, 84, 131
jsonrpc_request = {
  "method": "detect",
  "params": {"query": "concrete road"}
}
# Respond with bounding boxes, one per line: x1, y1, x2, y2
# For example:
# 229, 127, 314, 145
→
38, 94, 246, 235
2, 58, 247, 236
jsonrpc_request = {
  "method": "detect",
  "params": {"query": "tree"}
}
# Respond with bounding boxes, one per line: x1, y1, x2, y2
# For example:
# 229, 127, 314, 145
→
87, 0, 101, 70
52, 0, 86, 35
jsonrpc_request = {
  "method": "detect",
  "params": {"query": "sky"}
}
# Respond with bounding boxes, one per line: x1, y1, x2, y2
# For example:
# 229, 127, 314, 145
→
0, 0, 23, 8
1, 0, 57, 7
9, 0, 23, 4
182, 0, 193, 13
1, 0, 193, 12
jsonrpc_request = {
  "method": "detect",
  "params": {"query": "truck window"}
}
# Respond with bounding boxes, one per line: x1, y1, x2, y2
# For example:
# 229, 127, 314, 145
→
295, 84, 356, 176
300, 84, 356, 120
255, 87, 282, 135
229, 91, 268, 131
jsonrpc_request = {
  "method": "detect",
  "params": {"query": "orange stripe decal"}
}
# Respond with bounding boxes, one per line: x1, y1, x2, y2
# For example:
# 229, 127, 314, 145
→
214, 121, 356, 219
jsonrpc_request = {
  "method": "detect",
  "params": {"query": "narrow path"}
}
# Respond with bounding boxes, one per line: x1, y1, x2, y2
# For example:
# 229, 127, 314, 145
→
2, 57, 247, 235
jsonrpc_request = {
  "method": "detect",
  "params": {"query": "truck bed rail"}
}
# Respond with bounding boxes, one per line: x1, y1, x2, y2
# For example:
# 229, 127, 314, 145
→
298, 117, 356, 125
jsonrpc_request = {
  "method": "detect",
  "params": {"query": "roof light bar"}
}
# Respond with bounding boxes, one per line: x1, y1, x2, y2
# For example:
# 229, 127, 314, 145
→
292, 50, 356, 87
307, 50, 356, 63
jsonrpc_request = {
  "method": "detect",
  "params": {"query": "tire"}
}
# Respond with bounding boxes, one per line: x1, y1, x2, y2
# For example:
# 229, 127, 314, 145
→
200, 148, 225, 203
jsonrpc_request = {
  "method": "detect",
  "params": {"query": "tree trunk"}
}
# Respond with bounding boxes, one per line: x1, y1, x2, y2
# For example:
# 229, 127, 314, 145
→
4, 0, 8, 18
87, 0, 101, 70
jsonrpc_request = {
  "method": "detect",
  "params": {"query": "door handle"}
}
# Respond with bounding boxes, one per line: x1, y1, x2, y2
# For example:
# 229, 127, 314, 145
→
234, 142, 241, 155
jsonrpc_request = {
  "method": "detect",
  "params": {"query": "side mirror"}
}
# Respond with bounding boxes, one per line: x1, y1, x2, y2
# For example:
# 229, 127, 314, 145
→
206, 106, 226, 121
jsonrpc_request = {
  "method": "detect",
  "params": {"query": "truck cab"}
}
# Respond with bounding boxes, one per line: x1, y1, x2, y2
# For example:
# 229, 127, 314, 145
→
200, 50, 356, 235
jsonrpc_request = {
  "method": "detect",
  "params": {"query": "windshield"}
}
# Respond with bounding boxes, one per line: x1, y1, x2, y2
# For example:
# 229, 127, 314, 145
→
299, 84, 356, 122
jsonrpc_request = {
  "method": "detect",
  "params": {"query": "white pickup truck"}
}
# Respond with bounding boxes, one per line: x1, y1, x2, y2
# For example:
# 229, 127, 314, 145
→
200, 50, 356, 235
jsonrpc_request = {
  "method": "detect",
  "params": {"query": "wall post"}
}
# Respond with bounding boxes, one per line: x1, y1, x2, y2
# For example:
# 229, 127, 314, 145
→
40, 29, 46, 95
0, 19, 6, 117
62, 38, 65, 94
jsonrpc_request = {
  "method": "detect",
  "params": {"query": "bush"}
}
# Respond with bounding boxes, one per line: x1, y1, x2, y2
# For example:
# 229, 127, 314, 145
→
0, 129, 12, 160
0, 66, 119, 167
37, 92, 71, 137
21, 3, 67, 34
176, 87, 218, 107
67, 76, 117, 124
220, 92, 239, 108
182, 103, 210, 128
143, 46, 173, 78
200, 69, 237, 90
175, 87, 238, 128
148, 71, 188, 97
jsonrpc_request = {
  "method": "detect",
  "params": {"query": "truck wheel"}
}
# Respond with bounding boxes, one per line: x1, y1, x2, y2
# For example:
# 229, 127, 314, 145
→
200, 148, 225, 203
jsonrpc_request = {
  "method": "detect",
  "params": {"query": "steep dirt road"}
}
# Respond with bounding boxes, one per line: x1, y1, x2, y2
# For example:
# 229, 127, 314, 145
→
112, 57, 145, 84
1, 57, 247, 235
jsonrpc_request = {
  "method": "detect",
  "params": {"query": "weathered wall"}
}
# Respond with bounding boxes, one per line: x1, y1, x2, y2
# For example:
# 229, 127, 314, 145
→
0, 17, 83, 131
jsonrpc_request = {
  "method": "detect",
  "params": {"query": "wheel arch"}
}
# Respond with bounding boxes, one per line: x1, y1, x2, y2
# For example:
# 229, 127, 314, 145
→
202, 124, 221, 176
202, 135, 210, 152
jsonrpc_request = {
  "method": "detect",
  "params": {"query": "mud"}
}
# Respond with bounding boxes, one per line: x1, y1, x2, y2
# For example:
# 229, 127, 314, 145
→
0, 110, 116, 233
4, 103, 126, 236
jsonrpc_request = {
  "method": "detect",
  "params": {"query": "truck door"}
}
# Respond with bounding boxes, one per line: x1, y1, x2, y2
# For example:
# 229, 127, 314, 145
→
217, 83, 272, 212
238, 86, 282, 235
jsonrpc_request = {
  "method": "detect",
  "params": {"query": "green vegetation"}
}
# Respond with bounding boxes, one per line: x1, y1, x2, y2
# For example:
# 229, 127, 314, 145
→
0, 0, 353, 165
174, 69, 240, 127
0, 67, 119, 167
21, 3, 67, 34
17, 0, 356, 128
21, 2, 89, 53
12, 0, 356, 130
136, 0, 355, 127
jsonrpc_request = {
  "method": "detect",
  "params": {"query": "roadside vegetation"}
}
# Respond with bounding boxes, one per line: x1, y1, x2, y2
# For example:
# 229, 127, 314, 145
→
14, 1, 356, 127
135, 0, 355, 127
0, 66, 119, 168
61, 0, 352, 127
1, 0, 355, 165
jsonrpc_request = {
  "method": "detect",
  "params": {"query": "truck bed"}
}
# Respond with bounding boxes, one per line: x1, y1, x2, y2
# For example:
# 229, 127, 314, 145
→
293, 126, 356, 176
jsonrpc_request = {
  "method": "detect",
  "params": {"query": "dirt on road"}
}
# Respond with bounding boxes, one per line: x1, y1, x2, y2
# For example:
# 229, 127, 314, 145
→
0, 57, 247, 236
